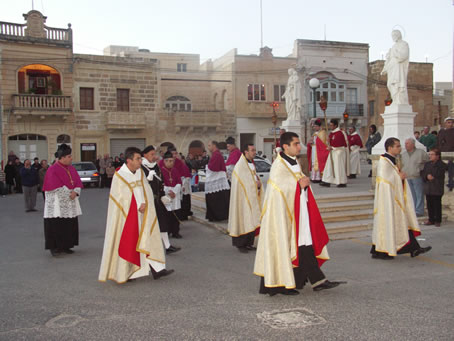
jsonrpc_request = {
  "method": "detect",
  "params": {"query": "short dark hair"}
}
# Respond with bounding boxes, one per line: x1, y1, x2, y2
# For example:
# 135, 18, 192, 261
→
125, 147, 142, 161
370, 124, 377, 133
142, 145, 155, 156
429, 148, 441, 157
384, 137, 400, 152
280, 132, 299, 148
242, 143, 254, 154
330, 119, 339, 127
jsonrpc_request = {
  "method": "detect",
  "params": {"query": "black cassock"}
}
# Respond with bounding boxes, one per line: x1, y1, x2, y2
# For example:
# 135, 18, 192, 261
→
142, 164, 180, 235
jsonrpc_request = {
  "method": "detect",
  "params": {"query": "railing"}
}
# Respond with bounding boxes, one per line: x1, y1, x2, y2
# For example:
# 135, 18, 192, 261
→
345, 103, 364, 116
306, 103, 364, 118
107, 112, 146, 129
12, 94, 72, 111
0, 21, 72, 43
175, 111, 221, 127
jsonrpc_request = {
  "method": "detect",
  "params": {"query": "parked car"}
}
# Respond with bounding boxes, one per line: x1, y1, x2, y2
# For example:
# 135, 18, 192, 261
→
197, 157, 271, 192
73, 162, 100, 187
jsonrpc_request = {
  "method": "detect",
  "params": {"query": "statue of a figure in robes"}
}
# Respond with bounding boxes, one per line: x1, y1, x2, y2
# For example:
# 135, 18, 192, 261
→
282, 68, 303, 121
381, 30, 410, 105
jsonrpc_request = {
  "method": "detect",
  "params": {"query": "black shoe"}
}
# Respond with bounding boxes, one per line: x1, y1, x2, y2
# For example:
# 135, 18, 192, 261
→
282, 289, 300, 295
371, 253, 394, 260
311, 180, 321, 183
313, 280, 341, 291
26, 209, 32, 212
50, 249, 61, 257
411, 246, 432, 258
347, 175, 356, 179
188, 211, 193, 216
63, 249, 74, 254
171, 233, 183, 239
337, 184, 347, 188
245, 245, 257, 251
150, 268, 175, 280
319, 182, 331, 187
238, 247, 249, 254
30, 209, 38, 212
166, 245, 181, 254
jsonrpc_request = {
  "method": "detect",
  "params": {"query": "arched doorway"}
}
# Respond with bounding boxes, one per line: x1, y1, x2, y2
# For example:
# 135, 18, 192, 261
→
17, 64, 62, 95
188, 140, 205, 157
8, 134, 48, 161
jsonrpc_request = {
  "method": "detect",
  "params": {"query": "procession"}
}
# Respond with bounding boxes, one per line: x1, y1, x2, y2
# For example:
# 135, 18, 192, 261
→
1, 2, 453, 339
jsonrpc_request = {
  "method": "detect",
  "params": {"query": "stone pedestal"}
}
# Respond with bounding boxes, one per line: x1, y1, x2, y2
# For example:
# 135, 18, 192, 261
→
372, 104, 425, 155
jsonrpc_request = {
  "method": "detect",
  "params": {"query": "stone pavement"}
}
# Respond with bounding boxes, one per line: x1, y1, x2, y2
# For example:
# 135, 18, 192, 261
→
0, 185, 453, 340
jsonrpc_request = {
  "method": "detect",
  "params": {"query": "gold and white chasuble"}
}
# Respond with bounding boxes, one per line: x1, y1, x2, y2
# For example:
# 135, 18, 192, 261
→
254, 154, 329, 289
99, 164, 165, 284
372, 156, 421, 256
228, 155, 264, 238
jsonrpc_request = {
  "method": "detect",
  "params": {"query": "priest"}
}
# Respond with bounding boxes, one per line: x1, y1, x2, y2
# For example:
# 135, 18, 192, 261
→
307, 119, 329, 183
320, 119, 349, 188
228, 143, 263, 253
205, 141, 230, 221
371, 137, 432, 260
225, 136, 242, 182
347, 126, 363, 179
254, 132, 341, 296
168, 147, 193, 221
141, 145, 181, 254
99, 147, 173, 284
159, 151, 183, 239
43, 144, 83, 256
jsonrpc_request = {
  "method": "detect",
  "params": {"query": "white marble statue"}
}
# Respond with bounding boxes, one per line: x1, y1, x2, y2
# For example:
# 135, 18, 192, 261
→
282, 68, 303, 122
381, 30, 409, 106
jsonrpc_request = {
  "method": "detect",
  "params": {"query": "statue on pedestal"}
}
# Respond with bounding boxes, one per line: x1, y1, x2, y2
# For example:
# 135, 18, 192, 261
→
381, 30, 409, 106
282, 68, 303, 122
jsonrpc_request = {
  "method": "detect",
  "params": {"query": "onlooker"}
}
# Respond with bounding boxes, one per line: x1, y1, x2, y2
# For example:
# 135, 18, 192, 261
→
95, 155, 102, 172
32, 157, 42, 172
401, 138, 428, 216
365, 124, 381, 177
186, 153, 198, 170
191, 169, 199, 192
4, 160, 16, 194
8, 150, 17, 164
421, 148, 448, 227
39, 160, 49, 199
99, 154, 109, 188
0, 167, 6, 197
119, 153, 125, 165
105, 158, 115, 187
437, 116, 454, 191
414, 131, 421, 140
20, 159, 39, 212
419, 126, 437, 151
14, 158, 23, 193
431, 130, 438, 136
112, 156, 122, 169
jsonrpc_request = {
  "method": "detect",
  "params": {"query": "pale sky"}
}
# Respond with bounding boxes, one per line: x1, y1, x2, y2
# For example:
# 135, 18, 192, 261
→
3, 0, 453, 83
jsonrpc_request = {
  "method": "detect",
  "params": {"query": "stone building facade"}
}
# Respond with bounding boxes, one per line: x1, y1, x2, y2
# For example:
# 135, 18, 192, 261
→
367, 60, 434, 134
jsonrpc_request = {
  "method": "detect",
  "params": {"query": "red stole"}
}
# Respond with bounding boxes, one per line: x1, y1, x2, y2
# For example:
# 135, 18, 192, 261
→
292, 184, 329, 268
118, 193, 141, 267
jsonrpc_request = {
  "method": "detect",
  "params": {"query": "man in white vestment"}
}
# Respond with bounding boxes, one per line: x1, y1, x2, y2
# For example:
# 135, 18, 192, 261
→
99, 147, 173, 284
228, 144, 263, 253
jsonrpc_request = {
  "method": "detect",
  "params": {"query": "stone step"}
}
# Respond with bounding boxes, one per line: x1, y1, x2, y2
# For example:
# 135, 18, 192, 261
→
317, 199, 374, 213
315, 191, 374, 204
321, 209, 373, 223
324, 219, 373, 235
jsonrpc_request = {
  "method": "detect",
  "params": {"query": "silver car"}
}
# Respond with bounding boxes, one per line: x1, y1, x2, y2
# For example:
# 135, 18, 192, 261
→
73, 162, 100, 187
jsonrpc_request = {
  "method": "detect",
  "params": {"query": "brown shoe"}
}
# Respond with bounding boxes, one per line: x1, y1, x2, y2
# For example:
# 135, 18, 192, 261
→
423, 221, 434, 225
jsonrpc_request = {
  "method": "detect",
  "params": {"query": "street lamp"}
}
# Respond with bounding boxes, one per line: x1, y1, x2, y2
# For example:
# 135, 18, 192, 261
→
309, 78, 320, 118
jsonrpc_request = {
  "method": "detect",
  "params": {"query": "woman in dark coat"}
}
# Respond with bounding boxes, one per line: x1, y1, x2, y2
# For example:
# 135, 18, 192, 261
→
4, 160, 17, 194
421, 148, 448, 227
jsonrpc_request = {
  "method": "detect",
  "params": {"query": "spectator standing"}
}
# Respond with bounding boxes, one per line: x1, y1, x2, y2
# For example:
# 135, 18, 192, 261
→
112, 156, 122, 169
106, 158, 115, 187
365, 125, 381, 177
419, 126, 437, 151
8, 150, 17, 163
14, 158, 23, 193
39, 160, 49, 199
99, 154, 109, 188
4, 160, 16, 194
95, 155, 102, 172
401, 138, 428, 216
437, 117, 454, 191
32, 157, 42, 172
0, 167, 6, 196
421, 148, 447, 227
20, 159, 39, 212
191, 169, 199, 192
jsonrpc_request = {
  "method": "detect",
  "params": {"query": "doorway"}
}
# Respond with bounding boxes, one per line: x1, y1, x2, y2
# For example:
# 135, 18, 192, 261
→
81, 143, 97, 162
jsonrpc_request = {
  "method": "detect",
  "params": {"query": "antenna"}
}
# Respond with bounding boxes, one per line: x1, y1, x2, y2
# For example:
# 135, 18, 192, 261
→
260, 0, 263, 48
32, 0, 34, 10
324, 24, 326, 40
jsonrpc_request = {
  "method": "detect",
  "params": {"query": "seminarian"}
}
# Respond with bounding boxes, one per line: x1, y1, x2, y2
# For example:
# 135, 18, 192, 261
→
228, 143, 263, 253
254, 132, 341, 296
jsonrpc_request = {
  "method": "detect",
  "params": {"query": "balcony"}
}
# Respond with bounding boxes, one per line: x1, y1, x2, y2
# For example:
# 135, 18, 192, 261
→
174, 111, 222, 132
107, 112, 146, 130
236, 101, 287, 119
12, 94, 72, 117
306, 103, 364, 118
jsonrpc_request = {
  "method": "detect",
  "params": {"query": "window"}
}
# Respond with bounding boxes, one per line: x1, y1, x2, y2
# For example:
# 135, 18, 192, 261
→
369, 101, 375, 116
80, 87, 94, 110
117, 89, 130, 111
247, 84, 266, 101
311, 81, 345, 103
57, 134, 71, 143
255, 160, 271, 173
165, 96, 192, 111
273, 85, 286, 101
177, 63, 187, 72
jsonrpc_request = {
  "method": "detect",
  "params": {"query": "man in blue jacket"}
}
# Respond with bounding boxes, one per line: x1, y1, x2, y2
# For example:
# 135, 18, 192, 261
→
20, 159, 39, 212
